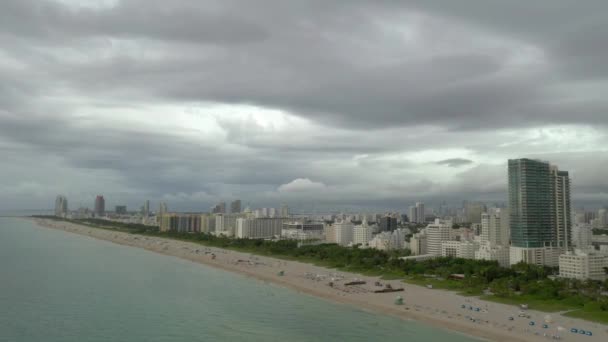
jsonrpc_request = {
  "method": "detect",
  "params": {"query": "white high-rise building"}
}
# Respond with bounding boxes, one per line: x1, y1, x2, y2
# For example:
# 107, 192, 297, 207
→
598, 209, 607, 228
409, 206, 417, 223
572, 223, 593, 248
425, 219, 452, 256
481, 208, 510, 246
280, 204, 289, 218
369, 229, 407, 251
333, 220, 354, 246
268, 208, 277, 218
416, 202, 425, 224
236, 217, 289, 239
353, 221, 373, 246
158, 202, 168, 216
441, 240, 479, 259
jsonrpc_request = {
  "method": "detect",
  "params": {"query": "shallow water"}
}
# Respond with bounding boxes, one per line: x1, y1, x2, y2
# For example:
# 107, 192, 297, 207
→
0, 217, 478, 342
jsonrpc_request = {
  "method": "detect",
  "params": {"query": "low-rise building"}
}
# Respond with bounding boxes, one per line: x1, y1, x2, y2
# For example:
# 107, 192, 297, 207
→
559, 249, 608, 281
475, 242, 510, 267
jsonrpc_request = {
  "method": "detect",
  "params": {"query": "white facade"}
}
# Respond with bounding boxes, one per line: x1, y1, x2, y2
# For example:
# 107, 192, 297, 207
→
481, 208, 510, 246
572, 223, 593, 248
236, 218, 288, 239
416, 202, 425, 224
559, 250, 608, 281
425, 219, 452, 256
441, 240, 479, 259
597, 209, 607, 228
475, 242, 510, 267
281, 229, 324, 240
333, 220, 354, 246
353, 224, 373, 246
510, 246, 562, 267
410, 231, 427, 255
369, 229, 407, 251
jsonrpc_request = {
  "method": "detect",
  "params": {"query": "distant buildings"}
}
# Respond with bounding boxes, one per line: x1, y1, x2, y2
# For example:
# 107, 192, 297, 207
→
409, 202, 426, 224
230, 200, 242, 214
281, 221, 324, 240
115, 205, 127, 215
280, 204, 289, 218
55, 195, 68, 217
508, 159, 571, 267
378, 216, 397, 232
212, 202, 226, 214
465, 202, 486, 224
94, 195, 105, 217
572, 223, 593, 249
142, 200, 150, 216
353, 219, 373, 246
158, 202, 168, 216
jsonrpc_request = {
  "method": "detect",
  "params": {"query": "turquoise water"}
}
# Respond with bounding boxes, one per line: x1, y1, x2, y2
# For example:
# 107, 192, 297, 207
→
0, 218, 478, 342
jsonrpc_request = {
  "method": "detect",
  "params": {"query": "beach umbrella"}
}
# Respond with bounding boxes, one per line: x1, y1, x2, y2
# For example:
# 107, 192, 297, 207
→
570, 328, 578, 333
579, 330, 586, 335
529, 321, 535, 326
543, 324, 548, 329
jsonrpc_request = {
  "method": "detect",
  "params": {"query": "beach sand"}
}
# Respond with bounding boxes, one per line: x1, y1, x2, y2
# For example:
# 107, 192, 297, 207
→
31, 218, 608, 342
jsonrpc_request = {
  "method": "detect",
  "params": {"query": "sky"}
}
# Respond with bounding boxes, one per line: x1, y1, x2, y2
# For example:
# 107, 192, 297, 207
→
1, 0, 608, 212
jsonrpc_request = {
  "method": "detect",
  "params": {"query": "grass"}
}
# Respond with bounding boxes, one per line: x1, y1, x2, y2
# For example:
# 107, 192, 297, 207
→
479, 295, 579, 312
564, 304, 608, 324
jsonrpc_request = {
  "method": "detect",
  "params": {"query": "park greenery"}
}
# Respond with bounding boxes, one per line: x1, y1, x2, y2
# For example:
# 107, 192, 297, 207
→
34, 215, 608, 323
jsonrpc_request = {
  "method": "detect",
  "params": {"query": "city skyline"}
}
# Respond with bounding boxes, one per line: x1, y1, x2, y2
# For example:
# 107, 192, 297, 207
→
2, 1, 608, 211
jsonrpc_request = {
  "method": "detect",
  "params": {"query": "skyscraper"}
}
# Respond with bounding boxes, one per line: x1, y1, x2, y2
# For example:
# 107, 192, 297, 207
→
378, 216, 397, 232
159, 202, 168, 216
280, 203, 289, 218
230, 199, 242, 214
55, 195, 68, 217
465, 202, 486, 224
551, 166, 571, 250
142, 200, 150, 216
508, 159, 571, 266
94, 195, 105, 217
416, 202, 425, 224
408, 206, 417, 223
212, 202, 226, 214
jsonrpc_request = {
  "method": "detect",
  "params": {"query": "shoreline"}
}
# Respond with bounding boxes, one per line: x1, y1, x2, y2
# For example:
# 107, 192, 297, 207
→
29, 218, 608, 342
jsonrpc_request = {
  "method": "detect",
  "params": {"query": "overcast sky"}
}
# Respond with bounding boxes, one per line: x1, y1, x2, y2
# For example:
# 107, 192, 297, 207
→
1, 0, 608, 212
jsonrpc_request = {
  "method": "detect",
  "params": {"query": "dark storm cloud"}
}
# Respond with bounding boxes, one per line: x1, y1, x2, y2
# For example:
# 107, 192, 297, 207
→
1, 0, 608, 210
2, 0, 607, 130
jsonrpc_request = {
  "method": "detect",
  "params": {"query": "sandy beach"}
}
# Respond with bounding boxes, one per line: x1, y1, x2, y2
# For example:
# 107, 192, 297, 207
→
31, 218, 608, 342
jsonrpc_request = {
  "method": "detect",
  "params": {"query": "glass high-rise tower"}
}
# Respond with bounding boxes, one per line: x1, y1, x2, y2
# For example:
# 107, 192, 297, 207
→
508, 159, 571, 265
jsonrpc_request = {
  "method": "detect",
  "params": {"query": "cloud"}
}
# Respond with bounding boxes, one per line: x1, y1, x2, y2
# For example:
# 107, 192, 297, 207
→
277, 179, 327, 193
436, 158, 474, 167
0, 0, 608, 211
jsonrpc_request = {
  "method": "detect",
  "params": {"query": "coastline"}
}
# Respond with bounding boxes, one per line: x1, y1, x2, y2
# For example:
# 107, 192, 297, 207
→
29, 218, 608, 342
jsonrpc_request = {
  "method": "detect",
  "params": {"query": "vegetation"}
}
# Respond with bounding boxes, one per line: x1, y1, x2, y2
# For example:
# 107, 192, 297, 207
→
593, 228, 608, 235
34, 215, 608, 323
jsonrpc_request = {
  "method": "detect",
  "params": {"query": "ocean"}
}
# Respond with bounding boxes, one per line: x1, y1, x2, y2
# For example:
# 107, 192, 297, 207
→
0, 217, 478, 342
